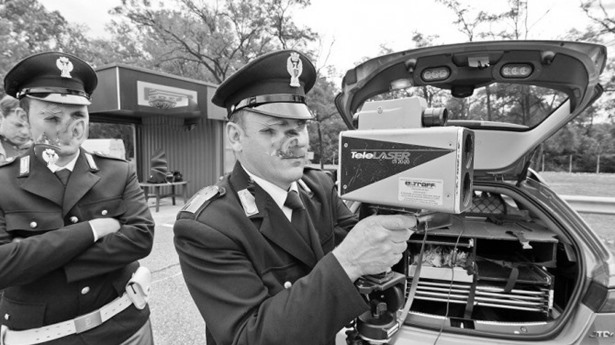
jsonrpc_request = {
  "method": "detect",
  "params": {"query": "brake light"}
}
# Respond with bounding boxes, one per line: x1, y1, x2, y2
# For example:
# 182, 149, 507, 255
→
500, 63, 533, 78
583, 280, 615, 312
421, 67, 450, 82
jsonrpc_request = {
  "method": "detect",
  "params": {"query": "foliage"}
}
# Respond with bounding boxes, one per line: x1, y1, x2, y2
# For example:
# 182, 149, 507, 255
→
0, 0, 148, 95
109, 0, 317, 83
306, 74, 346, 164
0, 0, 84, 91
436, 0, 615, 173
581, 0, 615, 36
2, 0, 615, 170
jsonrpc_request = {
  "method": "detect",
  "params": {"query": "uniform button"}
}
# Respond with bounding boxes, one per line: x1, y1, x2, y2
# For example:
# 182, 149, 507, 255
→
29, 221, 37, 228
70, 216, 79, 223
101, 210, 108, 216
4, 313, 9, 320
283, 281, 292, 289
81, 286, 90, 295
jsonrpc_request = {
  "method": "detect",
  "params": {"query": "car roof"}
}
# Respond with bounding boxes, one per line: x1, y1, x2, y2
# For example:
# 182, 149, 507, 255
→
334, 40, 607, 180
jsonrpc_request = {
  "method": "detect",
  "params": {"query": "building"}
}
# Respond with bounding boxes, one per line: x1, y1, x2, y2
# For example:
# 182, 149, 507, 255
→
89, 63, 232, 197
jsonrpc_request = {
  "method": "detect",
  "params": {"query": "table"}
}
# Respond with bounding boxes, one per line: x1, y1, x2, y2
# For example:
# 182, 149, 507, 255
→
139, 181, 189, 212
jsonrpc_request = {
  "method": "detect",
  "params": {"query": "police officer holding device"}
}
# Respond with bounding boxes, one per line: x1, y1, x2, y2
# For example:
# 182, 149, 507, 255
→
173, 50, 416, 345
0, 52, 155, 345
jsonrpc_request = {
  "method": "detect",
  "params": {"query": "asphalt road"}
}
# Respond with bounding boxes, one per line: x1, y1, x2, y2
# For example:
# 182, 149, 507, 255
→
139, 199, 207, 345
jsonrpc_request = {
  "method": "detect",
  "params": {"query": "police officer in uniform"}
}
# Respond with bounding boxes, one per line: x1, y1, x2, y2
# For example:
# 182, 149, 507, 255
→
0, 95, 31, 163
173, 50, 416, 345
0, 52, 155, 345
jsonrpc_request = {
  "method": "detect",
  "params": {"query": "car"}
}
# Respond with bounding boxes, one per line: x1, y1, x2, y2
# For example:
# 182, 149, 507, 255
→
333, 41, 614, 344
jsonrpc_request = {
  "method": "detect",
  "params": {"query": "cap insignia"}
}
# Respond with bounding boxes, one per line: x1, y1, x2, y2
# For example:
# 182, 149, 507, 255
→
56, 56, 74, 78
286, 52, 303, 88
42, 148, 59, 167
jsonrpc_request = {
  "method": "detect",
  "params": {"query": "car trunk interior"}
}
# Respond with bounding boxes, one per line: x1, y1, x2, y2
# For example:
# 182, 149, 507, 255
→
363, 182, 581, 336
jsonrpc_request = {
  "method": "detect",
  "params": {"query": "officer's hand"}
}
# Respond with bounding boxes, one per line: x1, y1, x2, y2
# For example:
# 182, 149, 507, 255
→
333, 214, 415, 282
89, 218, 121, 239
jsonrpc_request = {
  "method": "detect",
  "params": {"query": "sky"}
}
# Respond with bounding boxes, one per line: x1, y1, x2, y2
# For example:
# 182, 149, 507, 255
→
39, 0, 613, 79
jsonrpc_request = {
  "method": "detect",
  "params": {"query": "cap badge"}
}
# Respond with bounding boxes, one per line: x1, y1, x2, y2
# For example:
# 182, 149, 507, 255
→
56, 57, 74, 78
42, 148, 59, 167
286, 52, 303, 88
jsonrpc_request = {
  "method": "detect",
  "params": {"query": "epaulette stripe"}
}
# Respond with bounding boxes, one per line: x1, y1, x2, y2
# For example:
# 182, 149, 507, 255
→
19, 156, 30, 176
298, 178, 312, 194
84, 153, 98, 171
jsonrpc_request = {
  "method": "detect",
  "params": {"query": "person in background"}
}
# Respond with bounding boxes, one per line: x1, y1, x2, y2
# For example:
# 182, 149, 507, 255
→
0, 51, 155, 345
0, 95, 31, 163
173, 50, 416, 345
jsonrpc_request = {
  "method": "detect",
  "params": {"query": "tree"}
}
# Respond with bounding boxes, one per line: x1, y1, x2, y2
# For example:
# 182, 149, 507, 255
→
578, 1, 614, 120
109, 0, 318, 84
307, 74, 345, 165
0, 0, 148, 95
0, 0, 85, 92
581, 0, 615, 36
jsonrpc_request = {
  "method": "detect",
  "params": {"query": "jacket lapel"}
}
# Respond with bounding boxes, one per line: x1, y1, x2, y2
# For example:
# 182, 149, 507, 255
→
229, 163, 317, 267
260, 197, 317, 267
299, 188, 325, 260
63, 152, 100, 215
18, 150, 64, 206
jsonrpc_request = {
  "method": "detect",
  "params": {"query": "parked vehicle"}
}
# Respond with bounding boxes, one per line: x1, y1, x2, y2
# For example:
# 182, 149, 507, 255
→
334, 41, 614, 344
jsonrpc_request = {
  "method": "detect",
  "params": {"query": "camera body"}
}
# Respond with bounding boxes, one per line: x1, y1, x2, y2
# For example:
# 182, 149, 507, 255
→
339, 96, 474, 214
339, 97, 475, 344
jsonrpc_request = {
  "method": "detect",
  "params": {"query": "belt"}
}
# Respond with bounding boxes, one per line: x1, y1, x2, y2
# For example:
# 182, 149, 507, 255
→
1, 267, 151, 345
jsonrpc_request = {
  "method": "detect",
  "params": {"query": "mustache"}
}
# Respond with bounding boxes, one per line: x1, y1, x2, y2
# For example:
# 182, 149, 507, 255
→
33, 133, 62, 150
275, 149, 306, 159
273, 136, 306, 159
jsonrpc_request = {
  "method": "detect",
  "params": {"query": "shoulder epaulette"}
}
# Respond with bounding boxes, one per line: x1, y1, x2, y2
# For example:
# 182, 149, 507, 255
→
91, 151, 127, 161
304, 165, 320, 171
177, 185, 226, 220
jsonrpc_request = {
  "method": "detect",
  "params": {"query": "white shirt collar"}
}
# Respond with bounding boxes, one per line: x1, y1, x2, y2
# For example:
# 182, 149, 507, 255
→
242, 165, 298, 221
48, 149, 80, 173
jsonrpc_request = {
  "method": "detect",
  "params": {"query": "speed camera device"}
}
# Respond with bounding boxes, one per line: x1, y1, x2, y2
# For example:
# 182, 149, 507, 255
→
339, 96, 475, 214
339, 96, 475, 344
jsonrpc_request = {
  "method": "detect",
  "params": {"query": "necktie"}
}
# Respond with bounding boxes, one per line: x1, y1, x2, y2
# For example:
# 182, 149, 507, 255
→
284, 190, 304, 210
55, 169, 71, 185
284, 190, 311, 245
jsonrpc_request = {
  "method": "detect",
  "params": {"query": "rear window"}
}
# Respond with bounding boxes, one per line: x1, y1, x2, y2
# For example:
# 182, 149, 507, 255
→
367, 83, 568, 129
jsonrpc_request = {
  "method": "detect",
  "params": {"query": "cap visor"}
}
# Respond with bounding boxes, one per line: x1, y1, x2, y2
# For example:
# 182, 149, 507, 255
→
26, 94, 91, 106
250, 103, 313, 120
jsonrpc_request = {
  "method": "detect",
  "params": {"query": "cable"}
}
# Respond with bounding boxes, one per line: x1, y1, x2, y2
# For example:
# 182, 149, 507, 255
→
432, 223, 465, 345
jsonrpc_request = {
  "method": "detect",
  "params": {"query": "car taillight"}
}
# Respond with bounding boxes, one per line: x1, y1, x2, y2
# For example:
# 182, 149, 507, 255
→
583, 280, 615, 312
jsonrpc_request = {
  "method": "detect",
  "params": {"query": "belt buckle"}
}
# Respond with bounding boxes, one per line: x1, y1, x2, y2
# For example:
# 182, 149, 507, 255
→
74, 310, 102, 334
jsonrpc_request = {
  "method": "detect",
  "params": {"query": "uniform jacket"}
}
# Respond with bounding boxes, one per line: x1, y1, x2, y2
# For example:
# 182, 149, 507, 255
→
174, 162, 369, 345
0, 148, 155, 345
